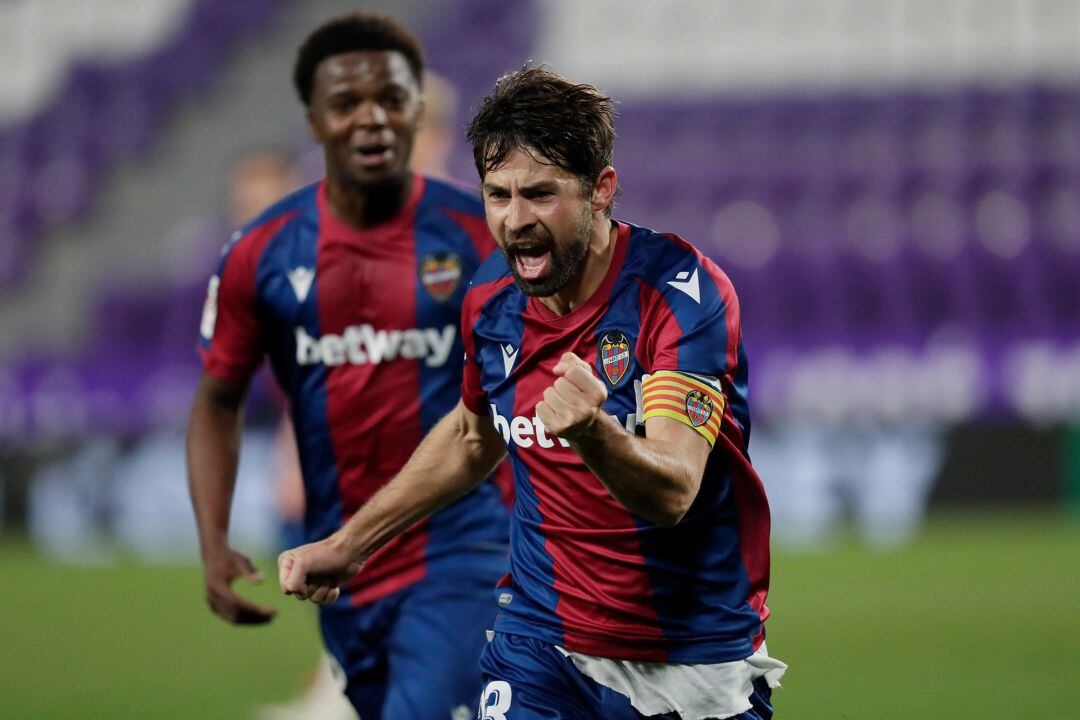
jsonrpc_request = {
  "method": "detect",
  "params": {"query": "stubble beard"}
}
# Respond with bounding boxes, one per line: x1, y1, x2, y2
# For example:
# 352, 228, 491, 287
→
504, 205, 594, 297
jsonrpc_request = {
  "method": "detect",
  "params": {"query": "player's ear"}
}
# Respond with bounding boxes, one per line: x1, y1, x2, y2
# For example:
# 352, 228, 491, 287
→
590, 166, 617, 214
414, 96, 427, 130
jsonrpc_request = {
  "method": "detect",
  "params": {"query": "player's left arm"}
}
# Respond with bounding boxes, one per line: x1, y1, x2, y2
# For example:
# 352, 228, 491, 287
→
536, 352, 710, 527
277, 399, 508, 603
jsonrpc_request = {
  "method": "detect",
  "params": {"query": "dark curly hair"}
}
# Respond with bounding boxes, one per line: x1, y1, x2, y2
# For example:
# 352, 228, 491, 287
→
466, 66, 617, 198
293, 12, 425, 106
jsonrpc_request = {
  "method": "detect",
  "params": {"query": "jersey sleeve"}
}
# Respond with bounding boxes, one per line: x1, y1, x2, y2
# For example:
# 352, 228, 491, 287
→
197, 231, 268, 383
640, 371, 726, 446
460, 289, 488, 415
637, 247, 742, 445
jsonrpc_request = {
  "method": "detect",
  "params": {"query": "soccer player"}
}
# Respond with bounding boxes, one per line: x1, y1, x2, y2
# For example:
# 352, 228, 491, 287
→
186, 13, 510, 719
278, 67, 787, 719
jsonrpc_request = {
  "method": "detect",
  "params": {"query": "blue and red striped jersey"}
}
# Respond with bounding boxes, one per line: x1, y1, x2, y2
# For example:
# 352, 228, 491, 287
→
460, 221, 771, 663
199, 175, 511, 606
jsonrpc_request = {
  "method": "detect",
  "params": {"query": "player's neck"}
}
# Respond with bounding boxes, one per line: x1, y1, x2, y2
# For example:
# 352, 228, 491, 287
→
539, 219, 618, 316
325, 173, 414, 229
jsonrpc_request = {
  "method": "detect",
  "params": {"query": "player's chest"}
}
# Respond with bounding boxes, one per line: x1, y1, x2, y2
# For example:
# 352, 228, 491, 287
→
257, 231, 469, 330
476, 297, 646, 422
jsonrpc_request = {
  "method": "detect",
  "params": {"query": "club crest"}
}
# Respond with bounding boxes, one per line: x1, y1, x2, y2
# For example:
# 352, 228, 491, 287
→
419, 252, 462, 302
597, 330, 632, 386
685, 390, 713, 427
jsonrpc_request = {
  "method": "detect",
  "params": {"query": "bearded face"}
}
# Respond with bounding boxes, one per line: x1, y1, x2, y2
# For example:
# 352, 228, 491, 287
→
481, 148, 600, 298
500, 199, 592, 296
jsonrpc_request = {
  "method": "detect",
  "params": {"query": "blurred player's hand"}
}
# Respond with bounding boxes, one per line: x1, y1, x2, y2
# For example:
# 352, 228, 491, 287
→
278, 535, 363, 605
203, 547, 278, 625
536, 352, 608, 441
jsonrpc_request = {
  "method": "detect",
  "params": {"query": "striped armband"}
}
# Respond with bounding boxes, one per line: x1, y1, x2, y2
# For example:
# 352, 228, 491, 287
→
640, 371, 726, 446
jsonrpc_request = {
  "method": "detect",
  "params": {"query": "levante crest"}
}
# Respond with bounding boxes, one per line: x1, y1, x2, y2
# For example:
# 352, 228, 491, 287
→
685, 389, 714, 427
598, 330, 632, 386
419, 252, 462, 302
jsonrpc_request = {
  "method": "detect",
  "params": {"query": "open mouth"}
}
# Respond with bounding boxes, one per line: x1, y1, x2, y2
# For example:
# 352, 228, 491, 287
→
508, 242, 552, 281
354, 143, 393, 168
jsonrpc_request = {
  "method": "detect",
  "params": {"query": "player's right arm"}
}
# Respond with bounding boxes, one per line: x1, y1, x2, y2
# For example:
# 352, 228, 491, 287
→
187, 373, 276, 624
186, 222, 277, 624
278, 399, 507, 604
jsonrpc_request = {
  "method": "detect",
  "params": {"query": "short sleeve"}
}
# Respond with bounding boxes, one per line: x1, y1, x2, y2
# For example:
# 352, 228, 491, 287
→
640, 371, 726, 446
198, 231, 268, 383
460, 294, 488, 415
639, 254, 741, 382
637, 250, 742, 442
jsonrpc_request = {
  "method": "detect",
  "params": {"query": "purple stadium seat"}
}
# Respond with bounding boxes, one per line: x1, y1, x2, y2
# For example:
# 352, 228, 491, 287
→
0, 0, 287, 296
6, 0, 1080, 433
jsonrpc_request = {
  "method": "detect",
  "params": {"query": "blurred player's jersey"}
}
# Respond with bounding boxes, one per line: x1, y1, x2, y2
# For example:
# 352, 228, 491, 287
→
461, 221, 771, 663
200, 176, 511, 606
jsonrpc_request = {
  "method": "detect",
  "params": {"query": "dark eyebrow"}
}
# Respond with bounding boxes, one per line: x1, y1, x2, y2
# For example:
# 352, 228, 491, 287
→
482, 180, 559, 195
323, 84, 361, 100
378, 81, 413, 95
324, 77, 413, 98
520, 181, 558, 193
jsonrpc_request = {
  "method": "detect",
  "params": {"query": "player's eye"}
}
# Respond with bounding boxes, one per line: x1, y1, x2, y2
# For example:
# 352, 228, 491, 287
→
330, 95, 357, 112
381, 92, 408, 110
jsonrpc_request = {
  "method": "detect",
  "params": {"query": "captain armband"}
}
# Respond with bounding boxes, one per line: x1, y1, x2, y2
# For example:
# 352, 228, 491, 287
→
639, 371, 726, 447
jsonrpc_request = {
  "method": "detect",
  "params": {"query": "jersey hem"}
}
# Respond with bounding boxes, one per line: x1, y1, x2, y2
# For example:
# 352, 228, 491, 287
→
202, 356, 260, 384
492, 614, 758, 665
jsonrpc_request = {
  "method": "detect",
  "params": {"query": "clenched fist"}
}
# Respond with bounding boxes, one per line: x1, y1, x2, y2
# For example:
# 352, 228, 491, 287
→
278, 534, 363, 605
535, 352, 608, 441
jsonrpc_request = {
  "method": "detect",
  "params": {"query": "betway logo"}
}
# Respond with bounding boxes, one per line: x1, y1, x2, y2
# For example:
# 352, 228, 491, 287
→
490, 404, 571, 449
295, 324, 455, 368
489, 403, 639, 449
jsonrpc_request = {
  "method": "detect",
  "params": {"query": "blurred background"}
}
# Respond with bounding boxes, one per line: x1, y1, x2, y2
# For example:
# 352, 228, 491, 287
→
0, 0, 1077, 718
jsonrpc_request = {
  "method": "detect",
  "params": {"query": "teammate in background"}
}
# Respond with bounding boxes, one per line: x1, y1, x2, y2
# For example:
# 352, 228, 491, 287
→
186, 13, 510, 719
257, 69, 471, 720
279, 67, 787, 719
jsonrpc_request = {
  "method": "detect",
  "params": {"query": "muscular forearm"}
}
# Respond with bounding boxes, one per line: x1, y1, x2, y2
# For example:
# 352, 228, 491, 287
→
536, 353, 706, 526
570, 414, 702, 526
333, 401, 506, 562
186, 377, 245, 558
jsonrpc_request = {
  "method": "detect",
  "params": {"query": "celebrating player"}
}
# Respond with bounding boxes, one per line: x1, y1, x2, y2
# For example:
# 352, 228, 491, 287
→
186, 13, 510, 719
278, 66, 787, 719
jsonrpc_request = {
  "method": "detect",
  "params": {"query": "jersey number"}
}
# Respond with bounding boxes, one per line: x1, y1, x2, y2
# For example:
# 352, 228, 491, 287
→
479, 680, 512, 720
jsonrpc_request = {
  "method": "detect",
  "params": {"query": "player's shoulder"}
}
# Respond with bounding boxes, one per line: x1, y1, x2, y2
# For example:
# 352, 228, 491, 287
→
417, 175, 499, 258
622, 220, 736, 310
419, 175, 486, 219
461, 249, 515, 319
469, 244, 513, 288
225, 182, 318, 259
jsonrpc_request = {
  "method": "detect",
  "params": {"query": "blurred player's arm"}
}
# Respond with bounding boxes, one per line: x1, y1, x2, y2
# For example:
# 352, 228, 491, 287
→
537, 353, 710, 527
278, 399, 507, 604
187, 372, 276, 624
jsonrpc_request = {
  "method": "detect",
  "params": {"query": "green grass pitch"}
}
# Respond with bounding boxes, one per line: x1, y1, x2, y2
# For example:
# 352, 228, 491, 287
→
1, 510, 1077, 719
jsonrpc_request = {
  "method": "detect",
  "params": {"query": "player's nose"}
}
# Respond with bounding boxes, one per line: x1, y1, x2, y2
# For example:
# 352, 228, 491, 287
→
354, 99, 389, 128
505, 195, 536, 234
